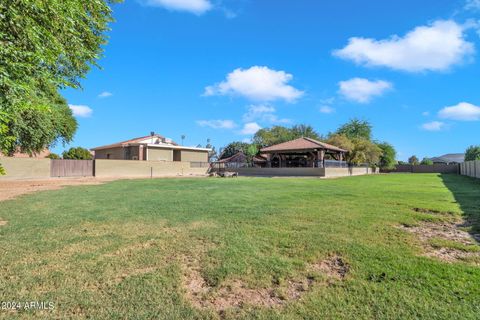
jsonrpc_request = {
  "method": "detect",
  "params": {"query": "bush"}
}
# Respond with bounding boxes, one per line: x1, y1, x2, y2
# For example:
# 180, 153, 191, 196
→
420, 158, 433, 165
0, 163, 5, 175
465, 145, 480, 161
62, 147, 93, 160
46, 153, 60, 159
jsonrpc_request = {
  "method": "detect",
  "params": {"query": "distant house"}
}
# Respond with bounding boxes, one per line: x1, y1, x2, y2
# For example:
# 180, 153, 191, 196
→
429, 153, 465, 165
91, 133, 210, 163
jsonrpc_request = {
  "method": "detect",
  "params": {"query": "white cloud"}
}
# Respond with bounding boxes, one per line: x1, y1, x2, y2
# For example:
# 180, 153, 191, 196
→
98, 91, 113, 98
196, 119, 237, 129
465, 0, 480, 10
438, 102, 480, 121
242, 104, 290, 124
143, 0, 212, 14
69, 104, 92, 118
333, 20, 475, 72
338, 78, 392, 103
240, 122, 262, 135
319, 105, 335, 114
422, 111, 430, 116
422, 121, 446, 131
205, 66, 304, 102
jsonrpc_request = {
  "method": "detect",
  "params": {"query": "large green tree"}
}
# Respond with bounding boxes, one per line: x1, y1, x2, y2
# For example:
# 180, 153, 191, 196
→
376, 142, 397, 170
219, 142, 251, 160
335, 118, 372, 140
0, 0, 120, 155
325, 134, 381, 166
253, 124, 321, 147
465, 145, 480, 161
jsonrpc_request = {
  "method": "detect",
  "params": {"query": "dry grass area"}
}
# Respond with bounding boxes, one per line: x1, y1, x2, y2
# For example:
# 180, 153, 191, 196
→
399, 220, 480, 264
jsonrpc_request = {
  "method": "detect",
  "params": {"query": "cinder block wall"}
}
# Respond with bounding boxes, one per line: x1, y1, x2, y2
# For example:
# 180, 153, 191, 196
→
0, 157, 51, 180
94, 160, 208, 178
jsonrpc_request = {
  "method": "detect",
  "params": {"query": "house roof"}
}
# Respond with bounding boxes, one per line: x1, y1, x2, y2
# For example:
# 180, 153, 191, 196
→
91, 134, 178, 151
430, 153, 465, 163
260, 137, 348, 153
216, 151, 246, 163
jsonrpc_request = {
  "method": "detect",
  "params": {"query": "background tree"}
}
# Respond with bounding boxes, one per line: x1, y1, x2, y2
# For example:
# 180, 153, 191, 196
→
246, 144, 259, 165
465, 145, 480, 161
290, 124, 322, 140
377, 142, 397, 170
348, 138, 382, 166
0, 0, 121, 155
205, 139, 218, 162
62, 147, 93, 160
325, 134, 355, 153
46, 153, 60, 160
219, 142, 251, 159
335, 118, 372, 140
325, 134, 380, 165
408, 155, 419, 165
420, 157, 433, 165
253, 124, 320, 147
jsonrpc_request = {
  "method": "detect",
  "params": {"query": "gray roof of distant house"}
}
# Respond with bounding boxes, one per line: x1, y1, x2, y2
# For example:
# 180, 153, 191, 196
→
430, 153, 465, 163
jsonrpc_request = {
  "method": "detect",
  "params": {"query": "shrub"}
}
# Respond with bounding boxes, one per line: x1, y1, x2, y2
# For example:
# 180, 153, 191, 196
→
0, 163, 5, 176
46, 153, 60, 159
420, 158, 433, 165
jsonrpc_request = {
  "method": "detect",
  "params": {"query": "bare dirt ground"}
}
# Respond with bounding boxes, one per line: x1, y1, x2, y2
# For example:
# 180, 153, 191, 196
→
0, 178, 113, 202
182, 254, 349, 313
399, 221, 480, 263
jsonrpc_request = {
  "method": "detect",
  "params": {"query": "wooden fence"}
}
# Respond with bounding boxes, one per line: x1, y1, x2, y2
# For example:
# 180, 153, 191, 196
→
382, 164, 459, 174
50, 160, 94, 177
460, 160, 480, 179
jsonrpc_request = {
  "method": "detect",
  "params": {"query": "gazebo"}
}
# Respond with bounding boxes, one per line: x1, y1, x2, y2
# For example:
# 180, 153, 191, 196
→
260, 137, 348, 168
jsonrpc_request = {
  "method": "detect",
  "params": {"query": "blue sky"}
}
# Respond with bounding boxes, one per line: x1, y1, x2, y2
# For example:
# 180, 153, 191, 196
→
60, 0, 480, 160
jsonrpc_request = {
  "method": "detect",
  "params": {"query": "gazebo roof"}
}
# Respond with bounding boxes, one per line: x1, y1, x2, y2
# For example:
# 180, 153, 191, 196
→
260, 137, 348, 153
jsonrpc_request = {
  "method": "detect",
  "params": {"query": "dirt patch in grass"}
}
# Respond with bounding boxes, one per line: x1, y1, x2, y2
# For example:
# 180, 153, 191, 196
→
0, 178, 113, 202
0, 220, 7, 226
182, 255, 348, 312
399, 221, 480, 263
309, 255, 349, 280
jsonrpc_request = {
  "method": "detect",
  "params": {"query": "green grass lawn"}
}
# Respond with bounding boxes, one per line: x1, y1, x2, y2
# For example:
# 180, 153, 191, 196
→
0, 174, 479, 319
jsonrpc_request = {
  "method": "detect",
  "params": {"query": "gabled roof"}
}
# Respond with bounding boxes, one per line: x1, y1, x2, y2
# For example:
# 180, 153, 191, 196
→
217, 151, 246, 163
430, 153, 465, 163
91, 134, 178, 151
260, 137, 348, 153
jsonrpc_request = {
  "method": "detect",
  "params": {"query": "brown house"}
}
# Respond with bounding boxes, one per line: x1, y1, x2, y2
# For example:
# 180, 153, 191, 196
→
91, 133, 210, 163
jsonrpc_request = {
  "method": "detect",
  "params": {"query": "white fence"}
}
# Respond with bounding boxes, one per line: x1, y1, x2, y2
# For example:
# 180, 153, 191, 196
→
460, 160, 480, 179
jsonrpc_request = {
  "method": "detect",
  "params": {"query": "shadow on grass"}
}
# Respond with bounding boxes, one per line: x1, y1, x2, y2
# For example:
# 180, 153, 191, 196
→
440, 173, 480, 244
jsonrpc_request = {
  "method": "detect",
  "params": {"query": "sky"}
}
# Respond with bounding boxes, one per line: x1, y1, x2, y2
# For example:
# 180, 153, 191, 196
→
60, 0, 480, 161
